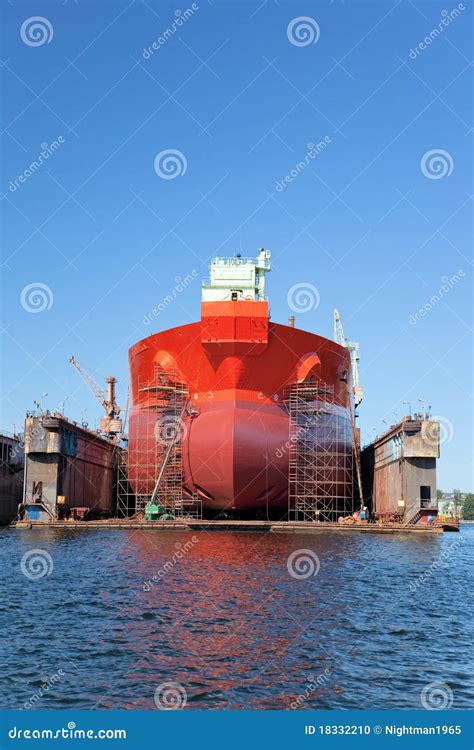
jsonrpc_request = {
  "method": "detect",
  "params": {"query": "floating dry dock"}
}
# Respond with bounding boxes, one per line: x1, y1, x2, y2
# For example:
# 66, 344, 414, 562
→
10, 410, 457, 533
14, 518, 458, 534
21, 413, 118, 522
6, 253, 453, 537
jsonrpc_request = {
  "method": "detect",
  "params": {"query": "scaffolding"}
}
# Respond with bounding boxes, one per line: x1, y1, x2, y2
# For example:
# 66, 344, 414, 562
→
286, 380, 354, 522
116, 366, 202, 519
116, 446, 133, 517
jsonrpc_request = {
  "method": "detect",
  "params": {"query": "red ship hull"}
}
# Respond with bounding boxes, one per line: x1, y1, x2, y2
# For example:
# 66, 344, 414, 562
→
128, 301, 354, 514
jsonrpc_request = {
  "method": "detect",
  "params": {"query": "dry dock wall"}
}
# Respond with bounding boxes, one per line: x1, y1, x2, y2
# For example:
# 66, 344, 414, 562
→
0, 432, 24, 524
361, 417, 439, 524
23, 415, 118, 520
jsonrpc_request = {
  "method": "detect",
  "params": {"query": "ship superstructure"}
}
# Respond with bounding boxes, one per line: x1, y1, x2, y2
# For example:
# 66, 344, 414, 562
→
201, 248, 271, 302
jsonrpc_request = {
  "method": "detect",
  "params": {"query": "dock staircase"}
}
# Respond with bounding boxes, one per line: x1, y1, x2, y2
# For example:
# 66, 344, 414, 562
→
404, 501, 437, 527
404, 507, 423, 526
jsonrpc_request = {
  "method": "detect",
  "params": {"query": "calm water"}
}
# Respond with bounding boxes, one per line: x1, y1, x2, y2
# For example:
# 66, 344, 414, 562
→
1, 525, 472, 710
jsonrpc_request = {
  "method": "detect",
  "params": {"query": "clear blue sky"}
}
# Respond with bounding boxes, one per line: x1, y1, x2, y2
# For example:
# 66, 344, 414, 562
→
1, 0, 472, 491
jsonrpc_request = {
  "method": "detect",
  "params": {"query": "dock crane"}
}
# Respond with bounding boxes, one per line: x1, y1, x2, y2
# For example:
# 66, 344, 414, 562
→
333, 309, 364, 408
333, 309, 364, 508
69, 356, 122, 437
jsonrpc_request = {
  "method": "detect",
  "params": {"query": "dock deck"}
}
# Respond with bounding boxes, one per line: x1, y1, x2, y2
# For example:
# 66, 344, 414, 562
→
13, 519, 448, 534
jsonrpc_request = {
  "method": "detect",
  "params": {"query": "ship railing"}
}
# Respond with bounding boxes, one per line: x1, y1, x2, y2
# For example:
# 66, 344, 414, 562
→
207, 256, 255, 267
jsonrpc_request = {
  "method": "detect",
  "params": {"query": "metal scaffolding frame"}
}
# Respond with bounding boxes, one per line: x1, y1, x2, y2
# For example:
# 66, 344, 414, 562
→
116, 366, 202, 519
286, 380, 354, 522
116, 446, 133, 517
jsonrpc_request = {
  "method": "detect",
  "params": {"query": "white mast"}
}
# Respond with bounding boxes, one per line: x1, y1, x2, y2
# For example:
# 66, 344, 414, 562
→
333, 309, 363, 407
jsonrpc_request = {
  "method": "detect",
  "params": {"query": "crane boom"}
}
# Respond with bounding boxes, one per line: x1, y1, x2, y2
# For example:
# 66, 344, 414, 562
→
69, 356, 106, 405
333, 310, 365, 508
69, 356, 122, 435
333, 309, 363, 407
333, 308, 346, 348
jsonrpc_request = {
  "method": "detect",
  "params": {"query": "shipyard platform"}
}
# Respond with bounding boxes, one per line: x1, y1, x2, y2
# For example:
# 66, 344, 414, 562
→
13, 518, 457, 534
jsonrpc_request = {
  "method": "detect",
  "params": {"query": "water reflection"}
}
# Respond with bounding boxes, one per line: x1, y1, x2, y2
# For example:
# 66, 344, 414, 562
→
1, 526, 472, 709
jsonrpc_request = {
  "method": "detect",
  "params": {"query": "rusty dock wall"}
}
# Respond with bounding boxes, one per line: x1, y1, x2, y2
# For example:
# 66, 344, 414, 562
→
361, 417, 439, 525
22, 414, 119, 521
